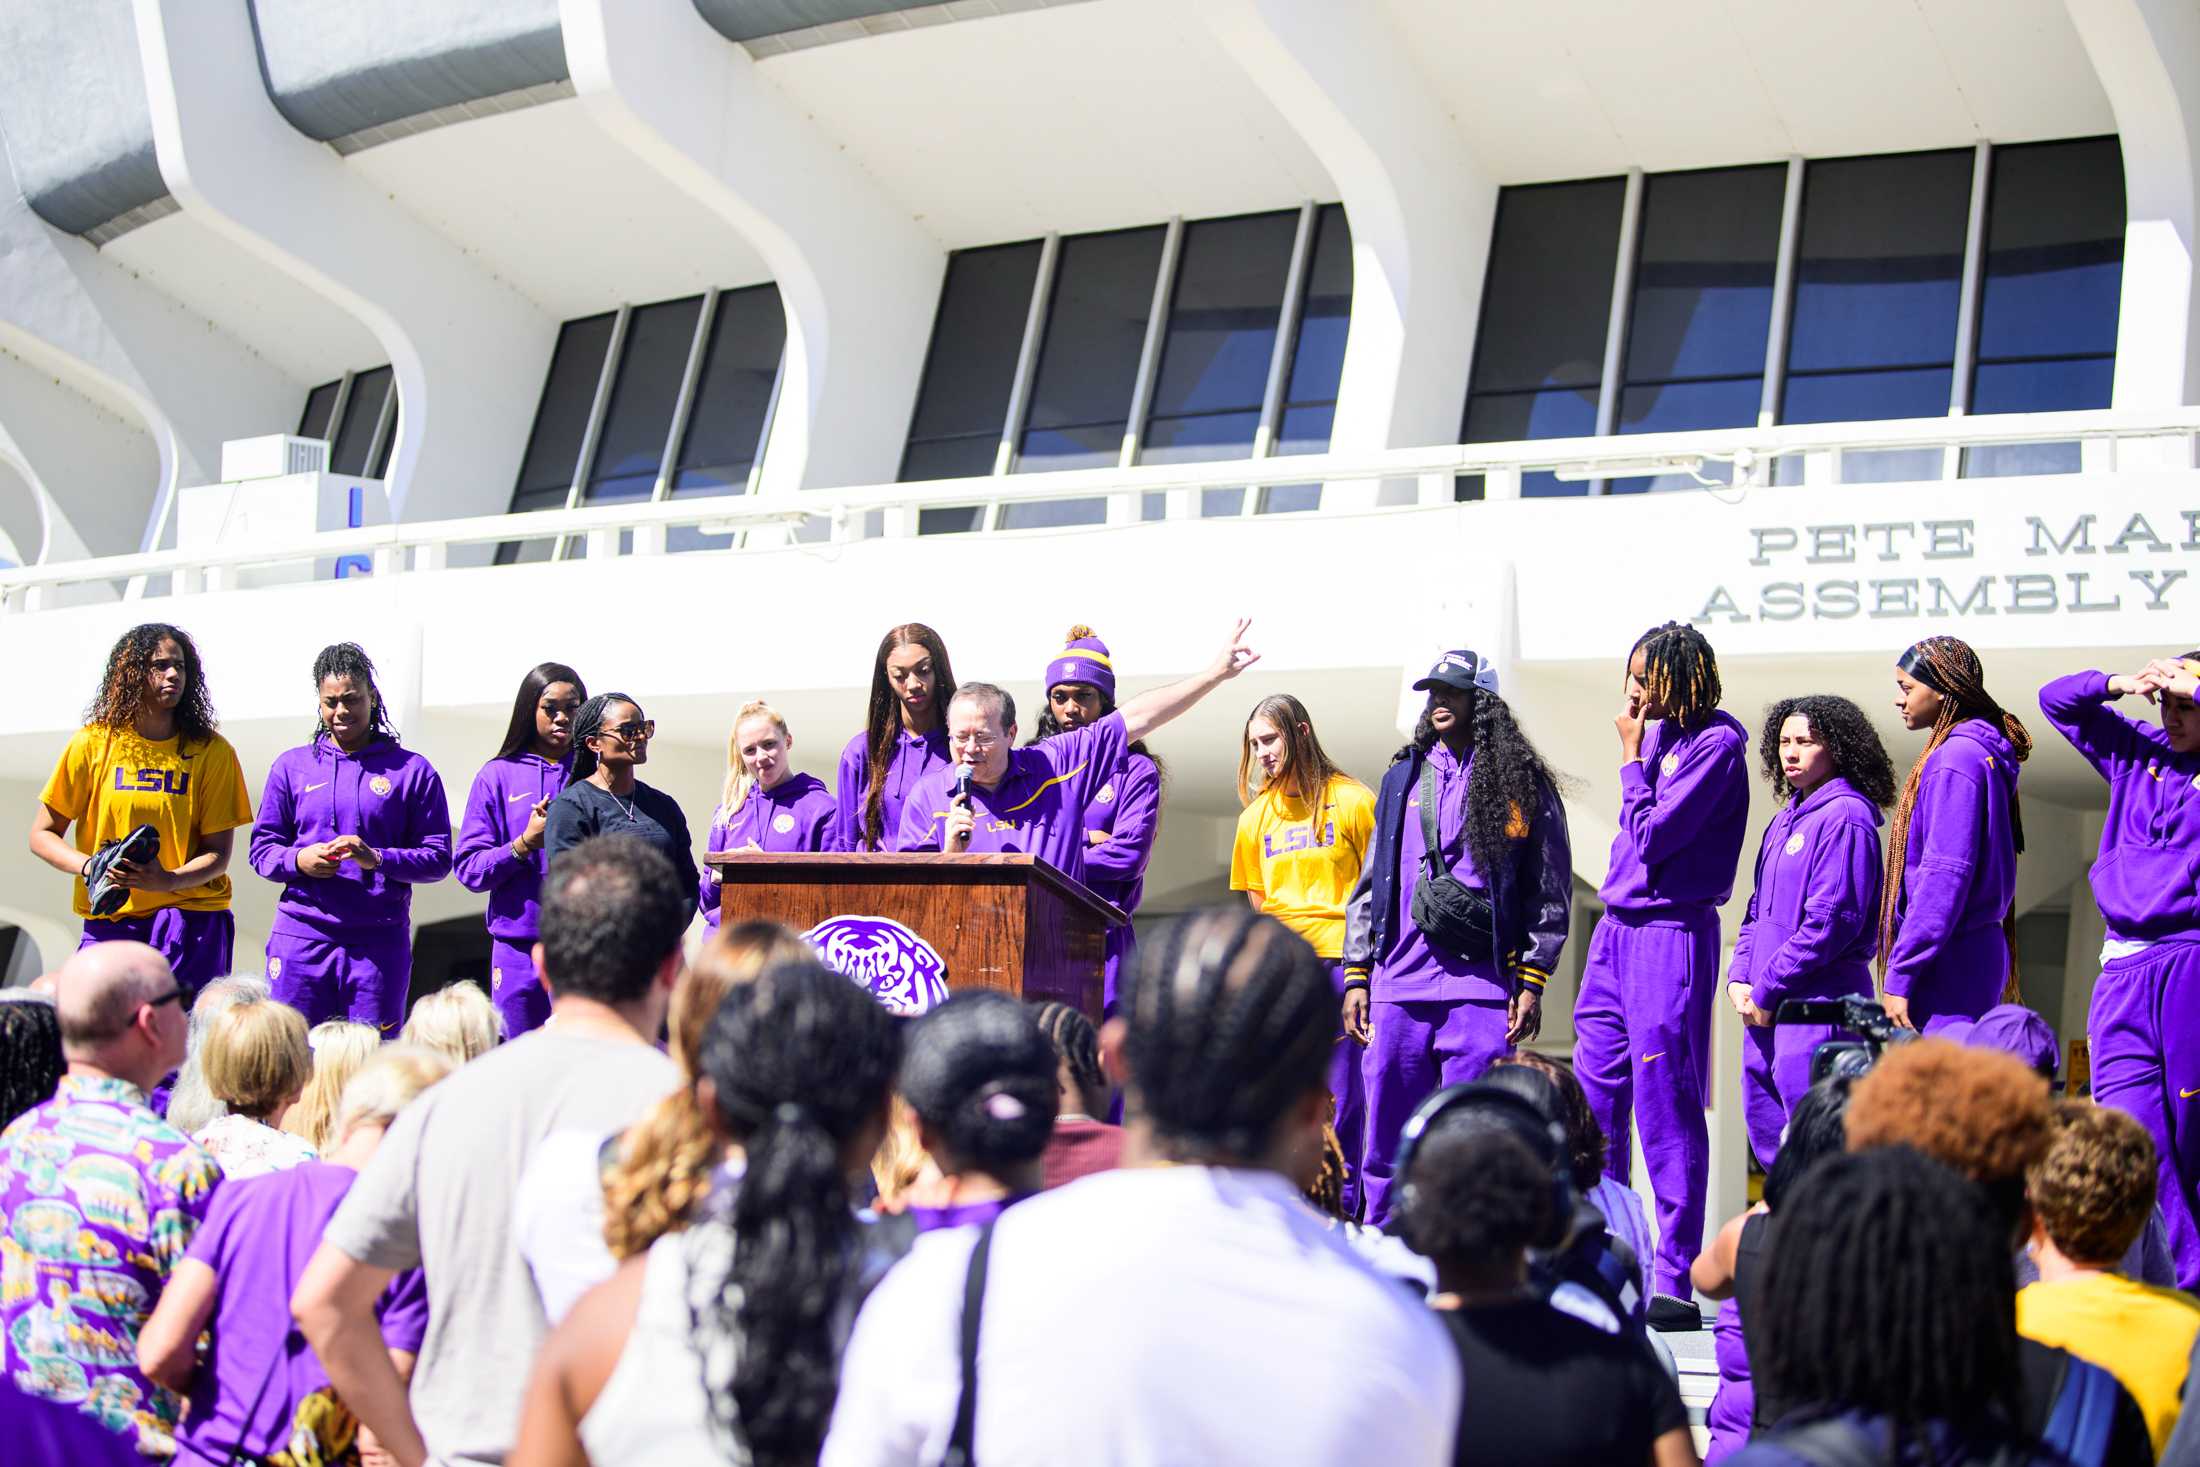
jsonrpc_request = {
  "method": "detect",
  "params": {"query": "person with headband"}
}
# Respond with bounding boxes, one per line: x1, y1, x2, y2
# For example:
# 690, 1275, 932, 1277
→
1726, 695, 1894, 1167
250, 643, 453, 1031
1574, 621, 1751, 1332
454, 662, 587, 1038
700, 700, 834, 931
1883, 636, 2031, 1033
1032, 627, 1163, 1016
2041, 654, 2200, 1288
834, 623, 958, 851
1342, 650, 1572, 1224
545, 692, 699, 919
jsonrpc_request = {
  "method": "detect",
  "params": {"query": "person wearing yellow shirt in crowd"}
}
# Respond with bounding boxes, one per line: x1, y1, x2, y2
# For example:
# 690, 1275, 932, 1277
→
1231, 693, 1375, 1214
2018, 1097, 2200, 1456
29, 624, 253, 1003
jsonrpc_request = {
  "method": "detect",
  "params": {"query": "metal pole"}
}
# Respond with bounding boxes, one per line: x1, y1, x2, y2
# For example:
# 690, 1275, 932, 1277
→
1591, 168, 1646, 495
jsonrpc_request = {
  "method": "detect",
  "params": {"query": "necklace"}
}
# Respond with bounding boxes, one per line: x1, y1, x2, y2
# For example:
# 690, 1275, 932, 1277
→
595, 777, 640, 824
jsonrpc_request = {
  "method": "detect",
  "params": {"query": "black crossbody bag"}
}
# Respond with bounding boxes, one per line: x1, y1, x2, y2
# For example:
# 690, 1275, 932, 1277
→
1408, 761, 1497, 961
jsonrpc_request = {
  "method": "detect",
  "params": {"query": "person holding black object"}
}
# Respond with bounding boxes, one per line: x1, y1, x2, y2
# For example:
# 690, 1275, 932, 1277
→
545, 693, 698, 917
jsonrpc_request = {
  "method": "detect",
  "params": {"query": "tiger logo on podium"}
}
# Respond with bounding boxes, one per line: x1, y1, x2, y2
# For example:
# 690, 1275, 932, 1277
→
803, 914, 950, 1017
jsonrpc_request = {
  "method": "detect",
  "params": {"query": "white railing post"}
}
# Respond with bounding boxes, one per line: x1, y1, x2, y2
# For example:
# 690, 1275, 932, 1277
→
1416, 471, 1451, 506
415, 541, 448, 573
1482, 466, 1522, 501
631, 524, 667, 557
585, 528, 618, 560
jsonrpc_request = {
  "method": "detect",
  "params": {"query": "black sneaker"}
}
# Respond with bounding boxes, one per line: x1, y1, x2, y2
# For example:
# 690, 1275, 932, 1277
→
1647, 1293, 1702, 1332
86, 823, 160, 917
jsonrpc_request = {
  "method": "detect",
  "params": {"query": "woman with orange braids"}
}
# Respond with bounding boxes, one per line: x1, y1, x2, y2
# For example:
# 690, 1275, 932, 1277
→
1882, 636, 2030, 1033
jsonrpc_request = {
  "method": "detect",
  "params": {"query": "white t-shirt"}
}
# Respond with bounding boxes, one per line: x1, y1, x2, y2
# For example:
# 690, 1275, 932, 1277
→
192, 1113, 317, 1179
822, 1165, 1460, 1467
513, 1128, 618, 1327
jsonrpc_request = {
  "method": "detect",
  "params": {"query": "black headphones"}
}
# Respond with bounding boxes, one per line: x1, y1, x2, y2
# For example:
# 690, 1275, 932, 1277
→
1387, 1079, 1576, 1249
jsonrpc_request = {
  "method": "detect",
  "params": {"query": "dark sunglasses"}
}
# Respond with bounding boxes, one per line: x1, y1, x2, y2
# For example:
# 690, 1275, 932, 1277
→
597, 720, 656, 743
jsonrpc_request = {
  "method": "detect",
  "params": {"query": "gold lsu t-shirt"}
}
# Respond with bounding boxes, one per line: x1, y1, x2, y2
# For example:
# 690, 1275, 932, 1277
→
1229, 774, 1376, 959
41, 725, 253, 917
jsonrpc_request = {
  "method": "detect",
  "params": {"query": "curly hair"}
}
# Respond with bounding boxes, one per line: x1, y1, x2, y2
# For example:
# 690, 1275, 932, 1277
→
1493, 1051, 1602, 1189
86, 623, 218, 745
2028, 1099, 2158, 1265
1396, 1120, 1556, 1267
1411, 688, 1563, 900
1845, 1039, 2052, 1230
1757, 695, 1898, 807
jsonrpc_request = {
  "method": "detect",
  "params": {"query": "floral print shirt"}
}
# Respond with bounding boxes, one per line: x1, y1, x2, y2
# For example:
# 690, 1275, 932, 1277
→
191, 1115, 317, 1181
1, 1073, 224, 1457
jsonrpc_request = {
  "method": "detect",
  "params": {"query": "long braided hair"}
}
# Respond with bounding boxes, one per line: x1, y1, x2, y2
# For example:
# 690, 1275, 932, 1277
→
1410, 688, 1561, 885
858, 624, 955, 850
1631, 622, 1722, 732
1879, 637, 2032, 1001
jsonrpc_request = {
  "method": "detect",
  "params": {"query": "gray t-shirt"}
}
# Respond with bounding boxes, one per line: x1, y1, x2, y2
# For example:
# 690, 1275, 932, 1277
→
325, 1028, 680, 1467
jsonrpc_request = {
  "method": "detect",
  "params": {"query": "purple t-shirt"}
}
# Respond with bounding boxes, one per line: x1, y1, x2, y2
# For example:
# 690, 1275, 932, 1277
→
833, 726, 953, 852
1381, 744, 1507, 1003
896, 715, 1129, 882
700, 772, 837, 927
175, 1162, 426, 1465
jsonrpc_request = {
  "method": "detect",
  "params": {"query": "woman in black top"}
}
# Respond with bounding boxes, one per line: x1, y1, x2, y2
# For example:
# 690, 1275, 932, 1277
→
545, 692, 698, 916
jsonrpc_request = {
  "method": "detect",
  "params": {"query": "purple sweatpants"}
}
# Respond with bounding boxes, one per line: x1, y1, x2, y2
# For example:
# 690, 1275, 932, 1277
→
1102, 923, 1136, 1020
1321, 961, 1366, 1218
1573, 909, 1718, 1299
1705, 1294, 1753, 1463
1358, 996, 1511, 1224
78, 908, 235, 1003
1741, 1013, 1844, 1169
266, 926, 413, 1033
489, 936, 550, 1039
2090, 940, 2200, 1289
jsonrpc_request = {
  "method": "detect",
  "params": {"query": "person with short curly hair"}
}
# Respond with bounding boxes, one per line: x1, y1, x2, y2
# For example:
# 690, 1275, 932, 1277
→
2018, 1100, 2200, 1455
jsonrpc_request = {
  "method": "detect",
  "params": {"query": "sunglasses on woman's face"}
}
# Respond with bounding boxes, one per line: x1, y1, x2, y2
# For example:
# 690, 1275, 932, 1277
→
598, 720, 656, 744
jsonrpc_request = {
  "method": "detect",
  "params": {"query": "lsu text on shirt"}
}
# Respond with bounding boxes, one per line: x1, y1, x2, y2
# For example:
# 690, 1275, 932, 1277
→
40, 724, 253, 918
1230, 774, 1375, 959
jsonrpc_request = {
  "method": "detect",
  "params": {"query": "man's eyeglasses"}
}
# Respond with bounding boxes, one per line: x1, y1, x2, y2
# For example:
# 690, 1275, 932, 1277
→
948, 732, 997, 752
598, 720, 656, 744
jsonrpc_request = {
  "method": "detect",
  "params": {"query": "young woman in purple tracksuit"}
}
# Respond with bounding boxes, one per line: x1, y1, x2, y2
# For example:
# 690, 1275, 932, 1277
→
833, 623, 957, 852
2042, 655, 2200, 1289
250, 643, 452, 1032
453, 662, 585, 1038
1726, 695, 1892, 1168
1881, 636, 2030, 1034
1573, 622, 1751, 1330
700, 700, 835, 930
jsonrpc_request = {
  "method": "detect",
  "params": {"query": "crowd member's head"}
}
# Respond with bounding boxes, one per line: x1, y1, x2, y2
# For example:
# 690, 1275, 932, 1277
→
282, 1019, 381, 1152
88, 622, 216, 741
1493, 1052, 1603, 1190
334, 1042, 453, 1151
1236, 693, 1347, 812
0, 994, 63, 1129
1754, 1146, 2023, 1437
691, 956, 901, 1465
166, 975, 270, 1136
2027, 1100, 2159, 1269
569, 692, 652, 783
603, 921, 811, 1260
1033, 624, 1164, 770
1627, 622, 1722, 730
1116, 905, 1333, 1182
201, 994, 312, 1124
538, 835, 688, 1029
1410, 652, 1561, 891
1396, 1115, 1556, 1293
1760, 1075, 1853, 1213
1844, 1039, 2053, 1236
53, 941, 188, 1094
1953, 1003, 2061, 1081
1034, 999, 1111, 1121
722, 700, 797, 811
312, 641, 394, 751
869, 1095, 934, 1207
399, 981, 503, 1065
494, 661, 586, 763
899, 992, 1059, 1192
859, 623, 955, 848
1755, 694, 1897, 806
945, 682, 1018, 786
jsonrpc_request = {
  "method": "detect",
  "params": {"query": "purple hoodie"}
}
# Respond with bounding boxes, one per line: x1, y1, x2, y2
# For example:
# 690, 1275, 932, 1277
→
1728, 775, 1883, 1009
248, 734, 452, 938
1882, 718, 2021, 999
1598, 709, 1751, 915
700, 771, 836, 927
1074, 749, 1159, 919
896, 714, 1128, 881
2041, 669, 2200, 941
832, 726, 952, 853
452, 752, 570, 944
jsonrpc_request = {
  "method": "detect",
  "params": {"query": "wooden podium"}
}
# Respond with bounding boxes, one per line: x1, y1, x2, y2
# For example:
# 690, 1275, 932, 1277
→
705, 852, 1127, 1020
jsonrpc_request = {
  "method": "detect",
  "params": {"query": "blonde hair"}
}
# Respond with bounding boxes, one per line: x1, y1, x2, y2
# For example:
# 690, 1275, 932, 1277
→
399, 981, 503, 1065
201, 995, 312, 1119
337, 1043, 453, 1140
167, 975, 269, 1136
870, 1094, 935, 1206
283, 1021, 381, 1152
601, 921, 812, 1259
720, 699, 792, 813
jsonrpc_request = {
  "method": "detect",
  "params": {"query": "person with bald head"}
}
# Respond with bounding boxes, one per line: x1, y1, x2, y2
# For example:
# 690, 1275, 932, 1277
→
1, 941, 223, 1459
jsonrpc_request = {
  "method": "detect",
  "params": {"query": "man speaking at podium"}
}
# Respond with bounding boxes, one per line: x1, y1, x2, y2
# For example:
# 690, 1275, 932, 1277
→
900, 621, 1259, 881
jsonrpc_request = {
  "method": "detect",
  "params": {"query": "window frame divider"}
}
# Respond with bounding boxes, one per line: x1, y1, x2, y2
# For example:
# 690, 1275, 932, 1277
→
1249, 201, 1320, 516
1759, 156, 1807, 432
995, 233, 1061, 480
654, 288, 721, 504
556, 303, 631, 560
1591, 168, 1646, 496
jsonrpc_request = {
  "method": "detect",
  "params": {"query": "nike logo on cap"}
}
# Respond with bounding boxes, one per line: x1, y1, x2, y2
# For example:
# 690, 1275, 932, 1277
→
303, 782, 328, 793
1642, 1051, 1665, 1064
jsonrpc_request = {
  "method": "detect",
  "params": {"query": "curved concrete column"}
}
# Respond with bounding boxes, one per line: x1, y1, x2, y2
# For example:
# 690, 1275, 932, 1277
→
1196, 0, 1496, 471
560, 0, 942, 493
2068, 0, 2200, 407
132, 0, 554, 522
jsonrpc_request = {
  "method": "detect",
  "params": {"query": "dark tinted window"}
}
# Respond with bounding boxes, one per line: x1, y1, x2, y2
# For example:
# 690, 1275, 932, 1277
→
512, 314, 616, 512
1017, 226, 1165, 472
902, 242, 1042, 480
586, 296, 704, 505
1620, 165, 1784, 435
330, 366, 393, 477
1275, 203, 1353, 461
298, 381, 340, 441
1140, 211, 1298, 465
1970, 137, 2123, 414
673, 285, 786, 497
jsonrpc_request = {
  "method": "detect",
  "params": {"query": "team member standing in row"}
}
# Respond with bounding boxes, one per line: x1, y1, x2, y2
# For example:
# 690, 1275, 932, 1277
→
1726, 695, 1892, 1166
32, 624, 254, 1000
1033, 627, 1162, 1017
700, 700, 835, 929
455, 662, 587, 1038
1575, 622, 1750, 1330
1344, 651, 1572, 1223
836, 623, 957, 852
1881, 636, 2031, 1031
1230, 693, 1374, 1215
251, 643, 453, 1030
546, 692, 699, 916
2041, 656, 2200, 1288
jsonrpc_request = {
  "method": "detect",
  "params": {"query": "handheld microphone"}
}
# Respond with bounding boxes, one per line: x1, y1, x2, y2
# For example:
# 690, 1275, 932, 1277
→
953, 763, 974, 806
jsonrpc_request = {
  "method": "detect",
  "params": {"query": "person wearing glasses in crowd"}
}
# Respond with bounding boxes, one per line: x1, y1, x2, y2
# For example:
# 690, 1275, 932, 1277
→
700, 700, 835, 930
835, 623, 958, 851
546, 693, 699, 916
455, 663, 587, 1037
251, 643, 453, 1032
31, 623, 254, 1003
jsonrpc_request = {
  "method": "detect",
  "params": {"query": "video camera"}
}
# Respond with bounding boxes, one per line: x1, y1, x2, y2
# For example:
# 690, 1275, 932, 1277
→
1773, 994, 1917, 1083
